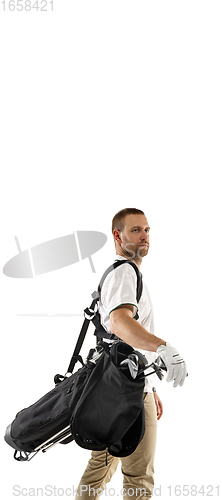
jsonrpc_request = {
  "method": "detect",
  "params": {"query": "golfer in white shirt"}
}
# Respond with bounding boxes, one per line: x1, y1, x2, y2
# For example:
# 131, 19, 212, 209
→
75, 208, 187, 500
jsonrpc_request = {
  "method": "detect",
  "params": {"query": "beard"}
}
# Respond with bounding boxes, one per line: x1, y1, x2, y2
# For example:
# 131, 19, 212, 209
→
122, 242, 149, 260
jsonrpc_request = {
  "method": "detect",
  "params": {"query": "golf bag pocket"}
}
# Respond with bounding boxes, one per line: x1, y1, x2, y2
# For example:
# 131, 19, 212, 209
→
4, 365, 90, 461
70, 343, 146, 458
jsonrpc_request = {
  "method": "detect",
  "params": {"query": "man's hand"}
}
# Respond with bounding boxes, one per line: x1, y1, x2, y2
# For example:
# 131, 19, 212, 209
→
156, 342, 187, 387
153, 392, 163, 420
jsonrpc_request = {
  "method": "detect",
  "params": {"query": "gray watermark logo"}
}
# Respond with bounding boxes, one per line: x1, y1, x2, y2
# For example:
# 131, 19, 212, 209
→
3, 231, 107, 278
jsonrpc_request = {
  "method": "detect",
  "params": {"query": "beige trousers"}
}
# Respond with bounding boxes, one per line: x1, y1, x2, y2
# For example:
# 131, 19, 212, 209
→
75, 393, 157, 500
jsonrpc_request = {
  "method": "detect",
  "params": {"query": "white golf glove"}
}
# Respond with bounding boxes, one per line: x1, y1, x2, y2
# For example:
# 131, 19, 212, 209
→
156, 342, 187, 387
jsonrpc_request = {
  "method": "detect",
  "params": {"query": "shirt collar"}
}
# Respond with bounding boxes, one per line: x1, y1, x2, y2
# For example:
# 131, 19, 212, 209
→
114, 255, 142, 276
114, 255, 128, 262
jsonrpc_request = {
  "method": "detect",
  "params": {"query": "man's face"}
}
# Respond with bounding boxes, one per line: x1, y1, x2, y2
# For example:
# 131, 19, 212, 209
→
118, 214, 150, 261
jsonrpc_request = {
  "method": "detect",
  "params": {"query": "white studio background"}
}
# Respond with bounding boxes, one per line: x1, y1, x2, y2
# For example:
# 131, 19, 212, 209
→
0, 1, 221, 499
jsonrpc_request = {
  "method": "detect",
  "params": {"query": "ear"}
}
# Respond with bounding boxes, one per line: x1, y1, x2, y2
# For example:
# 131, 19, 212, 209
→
113, 229, 122, 245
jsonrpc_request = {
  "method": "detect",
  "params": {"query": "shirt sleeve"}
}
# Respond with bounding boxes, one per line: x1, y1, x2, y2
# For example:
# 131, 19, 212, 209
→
101, 264, 138, 317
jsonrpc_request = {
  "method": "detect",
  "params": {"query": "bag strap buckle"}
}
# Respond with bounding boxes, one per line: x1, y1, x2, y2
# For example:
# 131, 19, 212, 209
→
84, 307, 97, 321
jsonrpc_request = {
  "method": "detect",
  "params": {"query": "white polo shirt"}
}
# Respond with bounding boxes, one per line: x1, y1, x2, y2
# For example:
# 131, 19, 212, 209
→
98, 255, 158, 392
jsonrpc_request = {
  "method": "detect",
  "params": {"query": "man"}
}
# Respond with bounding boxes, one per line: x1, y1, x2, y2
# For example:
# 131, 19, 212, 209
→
75, 208, 187, 500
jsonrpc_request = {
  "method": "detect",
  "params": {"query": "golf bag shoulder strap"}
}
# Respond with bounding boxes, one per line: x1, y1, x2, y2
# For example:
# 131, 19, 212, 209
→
92, 259, 143, 342
66, 260, 143, 374
98, 259, 143, 303
65, 295, 98, 375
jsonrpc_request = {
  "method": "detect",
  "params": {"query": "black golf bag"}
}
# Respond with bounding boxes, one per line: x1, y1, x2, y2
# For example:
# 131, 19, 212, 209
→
4, 260, 164, 461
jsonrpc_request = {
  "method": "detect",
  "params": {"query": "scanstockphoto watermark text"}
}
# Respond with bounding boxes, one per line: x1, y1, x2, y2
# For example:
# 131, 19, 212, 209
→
1, 0, 53, 11
12, 485, 148, 497
12, 484, 220, 497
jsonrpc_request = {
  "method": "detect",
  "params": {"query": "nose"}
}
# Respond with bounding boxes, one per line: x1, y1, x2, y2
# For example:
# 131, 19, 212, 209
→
141, 230, 149, 241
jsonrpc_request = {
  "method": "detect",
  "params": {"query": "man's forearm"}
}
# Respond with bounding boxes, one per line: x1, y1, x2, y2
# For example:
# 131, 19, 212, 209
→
110, 308, 166, 352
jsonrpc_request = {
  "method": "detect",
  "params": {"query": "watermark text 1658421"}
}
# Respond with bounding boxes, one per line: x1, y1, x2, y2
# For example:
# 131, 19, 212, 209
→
1, 0, 53, 11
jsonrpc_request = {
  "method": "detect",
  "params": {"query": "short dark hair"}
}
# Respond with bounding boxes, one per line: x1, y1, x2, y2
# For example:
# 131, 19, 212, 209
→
112, 208, 145, 233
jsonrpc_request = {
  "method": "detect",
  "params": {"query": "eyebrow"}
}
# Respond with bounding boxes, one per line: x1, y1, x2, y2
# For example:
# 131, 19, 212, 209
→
130, 225, 150, 230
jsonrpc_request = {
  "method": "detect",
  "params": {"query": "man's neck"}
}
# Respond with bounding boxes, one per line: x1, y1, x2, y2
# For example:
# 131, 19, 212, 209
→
116, 251, 142, 270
